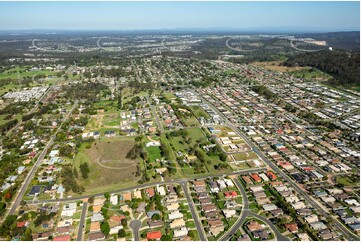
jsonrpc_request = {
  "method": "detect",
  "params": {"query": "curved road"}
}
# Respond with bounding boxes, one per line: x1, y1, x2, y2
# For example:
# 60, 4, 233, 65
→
32, 39, 60, 52
220, 178, 289, 241
225, 38, 258, 52
290, 39, 324, 52
96, 38, 106, 51
129, 220, 141, 241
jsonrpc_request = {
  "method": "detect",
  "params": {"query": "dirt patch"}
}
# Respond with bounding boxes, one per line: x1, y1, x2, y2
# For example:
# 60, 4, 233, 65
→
252, 61, 306, 72
85, 114, 104, 131
81, 139, 138, 189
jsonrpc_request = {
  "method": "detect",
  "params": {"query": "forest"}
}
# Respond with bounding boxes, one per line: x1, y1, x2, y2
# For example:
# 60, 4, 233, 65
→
283, 49, 360, 88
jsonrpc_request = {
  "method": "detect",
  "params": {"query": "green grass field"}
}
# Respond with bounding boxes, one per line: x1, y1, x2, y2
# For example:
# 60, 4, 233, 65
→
93, 100, 119, 113
289, 67, 331, 81
190, 106, 210, 119
183, 116, 199, 126
146, 146, 162, 162
103, 114, 121, 127
0, 69, 59, 80
69, 137, 144, 195
231, 152, 258, 161
336, 176, 359, 186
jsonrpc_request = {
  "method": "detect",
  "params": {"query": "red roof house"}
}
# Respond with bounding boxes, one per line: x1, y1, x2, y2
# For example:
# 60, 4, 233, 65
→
285, 223, 299, 233
16, 221, 29, 228
147, 231, 162, 240
251, 173, 262, 183
145, 187, 155, 198
242, 176, 253, 184
53, 235, 71, 241
224, 191, 237, 198
266, 171, 277, 180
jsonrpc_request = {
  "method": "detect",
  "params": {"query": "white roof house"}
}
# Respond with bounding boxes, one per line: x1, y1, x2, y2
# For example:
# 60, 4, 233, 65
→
169, 211, 183, 220
157, 186, 166, 196
61, 203, 77, 217
223, 209, 236, 218
173, 227, 188, 238
91, 213, 105, 222
110, 194, 118, 205
224, 178, 234, 187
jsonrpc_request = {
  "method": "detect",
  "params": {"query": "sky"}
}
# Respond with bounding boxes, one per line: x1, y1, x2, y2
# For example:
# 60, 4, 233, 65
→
0, 1, 359, 31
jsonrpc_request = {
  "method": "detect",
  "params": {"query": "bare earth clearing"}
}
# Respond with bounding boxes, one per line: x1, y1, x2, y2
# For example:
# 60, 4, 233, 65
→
79, 139, 138, 192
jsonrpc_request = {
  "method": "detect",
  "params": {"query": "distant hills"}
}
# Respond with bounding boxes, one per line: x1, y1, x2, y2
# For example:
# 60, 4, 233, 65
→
296, 31, 360, 51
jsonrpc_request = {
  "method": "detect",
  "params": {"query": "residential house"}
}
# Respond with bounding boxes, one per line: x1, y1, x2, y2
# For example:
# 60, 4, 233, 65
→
209, 181, 220, 193
53, 235, 71, 241
148, 220, 163, 229
166, 203, 179, 211
170, 218, 185, 229
110, 194, 118, 205
56, 226, 70, 235
262, 204, 278, 211
157, 186, 166, 196
88, 232, 105, 241
147, 231, 162, 241
145, 187, 155, 198
285, 223, 298, 233
90, 222, 101, 233
173, 227, 188, 238
246, 220, 263, 231
169, 211, 183, 220
91, 213, 104, 222
133, 190, 142, 199
310, 222, 328, 230
209, 219, 224, 236
110, 225, 123, 235
202, 204, 217, 213
61, 203, 77, 217
122, 192, 132, 201
305, 214, 319, 224
223, 209, 236, 218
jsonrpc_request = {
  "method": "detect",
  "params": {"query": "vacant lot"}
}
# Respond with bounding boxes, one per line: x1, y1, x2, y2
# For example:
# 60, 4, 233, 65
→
231, 152, 258, 161
146, 146, 162, 162
190, 106, 210, 119
253, 61, 306, 72
103, 113, 120, 127
74, 138, 138, 193
85, 114, 103, 131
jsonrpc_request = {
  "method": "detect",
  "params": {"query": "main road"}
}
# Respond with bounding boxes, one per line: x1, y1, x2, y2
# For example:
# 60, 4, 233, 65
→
25, 167, 267, 205
196, 90, 359, 241
7, 100, 79, 216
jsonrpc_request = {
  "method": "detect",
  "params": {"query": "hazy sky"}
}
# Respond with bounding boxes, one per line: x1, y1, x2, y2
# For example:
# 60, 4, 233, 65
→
0, 1, 359, 31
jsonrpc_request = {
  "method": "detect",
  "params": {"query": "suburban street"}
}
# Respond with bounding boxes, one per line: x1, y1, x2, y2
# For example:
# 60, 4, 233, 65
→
220, 178, 289, 241
77, 202, 88, 241
7, 100, 79, 216
196, 90, 360, 241
181, 182, 207, 241
129, 220, 141, 241
146, 95, 165, 133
